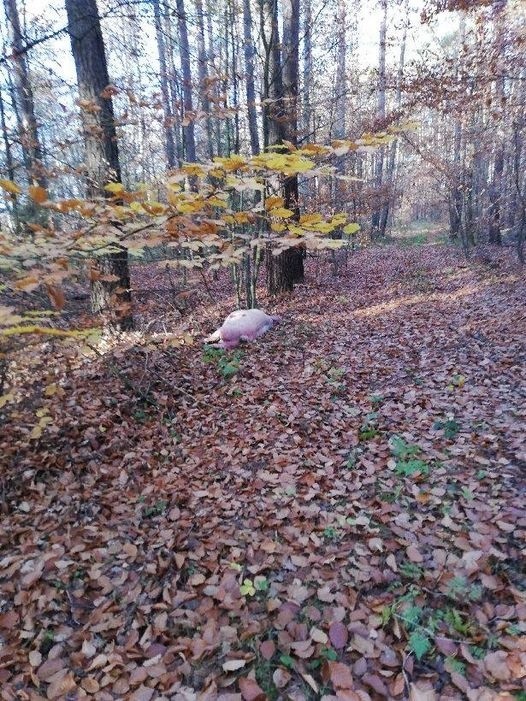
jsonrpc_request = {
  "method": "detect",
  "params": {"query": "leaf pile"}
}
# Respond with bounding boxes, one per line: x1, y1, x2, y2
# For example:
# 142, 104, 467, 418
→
0, 244, 525, 700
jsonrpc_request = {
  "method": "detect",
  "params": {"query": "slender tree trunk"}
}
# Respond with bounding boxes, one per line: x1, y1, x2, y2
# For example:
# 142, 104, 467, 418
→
379, 7, 407, 236
65, 0, 133, 330
243, 0, 260, 156
0, 84, 20, 232
371, 0, 387, 238
302, 0, 312, 139
488, 0, 506, 246
195, 0, 214, 159
152, 0, 177, 169
176, 0, 196, 164
164, 7, 183, 165
3, 0, 47, 187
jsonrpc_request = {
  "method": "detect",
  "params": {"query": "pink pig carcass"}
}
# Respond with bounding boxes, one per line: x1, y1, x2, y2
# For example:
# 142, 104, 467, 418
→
205, 309, 280, 349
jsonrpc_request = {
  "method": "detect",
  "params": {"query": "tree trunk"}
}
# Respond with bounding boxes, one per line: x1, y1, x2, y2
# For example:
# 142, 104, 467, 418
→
0, 83, 20, 232
371, 0, 387, 238
488, 0, 506, 246
302, 0, 313, 137
379, 5, 407, 236
176, 0, 197, 164
261, 0, 303, 294
3, 0, 47, 188
152, 0, 177, 169
195, 0, 214, 159
65, 0, 133, 330
243, 0, 260, 156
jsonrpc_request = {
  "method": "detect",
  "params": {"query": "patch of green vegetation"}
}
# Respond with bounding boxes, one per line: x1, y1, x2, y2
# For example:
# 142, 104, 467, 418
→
399, 562, 424, 580
399, 233, 429, 247
254, 658, 278, 700
323, 526, 341, 542
142, 500, 167, 518
395, 459, 430, 477
446, 576, 483, 602
345, 447, 362, 470
359, 412, 380, 441
203, 345, 243, 379
433, 418, 461, 439
389, 435, 430, 477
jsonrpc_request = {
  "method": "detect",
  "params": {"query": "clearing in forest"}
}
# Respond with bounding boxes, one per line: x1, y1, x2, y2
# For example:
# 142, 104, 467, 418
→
0, 244, 525, 701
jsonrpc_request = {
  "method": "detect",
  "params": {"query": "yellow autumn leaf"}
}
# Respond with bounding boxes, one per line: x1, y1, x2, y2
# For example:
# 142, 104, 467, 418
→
269, 207, 294, 219
0, 179, 22, 195
104, 182, 124, 194
300, 213, 323, 225
265, 196, 285, 210
28, 185, 48, 204
343, 223, 360, 235
0, 393, 14, 408
233, 212, 252, 223
30, 425, 43, 440
182, 164, 205, 177
14, 275, 40, 292
271, 222, 286, 232
213, 155, 247, 171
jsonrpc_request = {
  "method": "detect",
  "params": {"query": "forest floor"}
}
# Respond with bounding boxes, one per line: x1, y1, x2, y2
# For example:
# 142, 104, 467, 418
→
0, 241, 525, 701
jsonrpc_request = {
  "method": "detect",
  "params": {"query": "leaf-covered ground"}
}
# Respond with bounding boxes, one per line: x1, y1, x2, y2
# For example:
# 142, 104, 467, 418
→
1, 244, 525, 701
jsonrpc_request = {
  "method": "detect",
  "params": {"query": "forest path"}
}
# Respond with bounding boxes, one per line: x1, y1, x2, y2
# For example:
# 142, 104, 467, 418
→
1, 243, 525, 700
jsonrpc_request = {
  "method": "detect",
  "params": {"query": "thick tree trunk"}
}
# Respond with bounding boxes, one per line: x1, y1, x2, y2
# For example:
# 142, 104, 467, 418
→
65, 0, 133, 331
152, 0, 177, 169
3, 0, 47, 187
261, 0, 303, 294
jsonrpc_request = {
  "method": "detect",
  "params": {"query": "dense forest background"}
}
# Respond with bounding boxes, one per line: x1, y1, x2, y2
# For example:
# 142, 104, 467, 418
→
1, 0, 525, 272
0, 2, 525, 700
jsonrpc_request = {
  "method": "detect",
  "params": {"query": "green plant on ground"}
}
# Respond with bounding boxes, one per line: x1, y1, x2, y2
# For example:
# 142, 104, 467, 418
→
203, 345, 244, 379
345, 447, 362, 469
359, 412, 380, 441
389, 435, 430, 477
142, 500, 167, 518
446, 576, 483, 602
433, 418, 461, 439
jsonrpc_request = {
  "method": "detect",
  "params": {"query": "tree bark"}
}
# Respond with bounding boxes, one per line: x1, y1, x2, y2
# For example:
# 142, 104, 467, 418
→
65, 0, 133, 330
3, 0, 47, 187
379, 6, 408, 236
176, 0, 197, 164
152, 0, 177, 169
243, 0, 260, 156
195, 0, 214, 159
371, 0, 387, 238
488, 0, 506, 246
261, 0, 303, 294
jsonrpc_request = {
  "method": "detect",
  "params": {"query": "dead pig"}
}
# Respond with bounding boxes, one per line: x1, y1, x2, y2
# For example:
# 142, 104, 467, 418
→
204, 309, 281, 349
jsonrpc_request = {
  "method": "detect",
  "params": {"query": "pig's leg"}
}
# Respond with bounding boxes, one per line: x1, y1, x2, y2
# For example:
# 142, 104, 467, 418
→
204, 328, 222, 344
